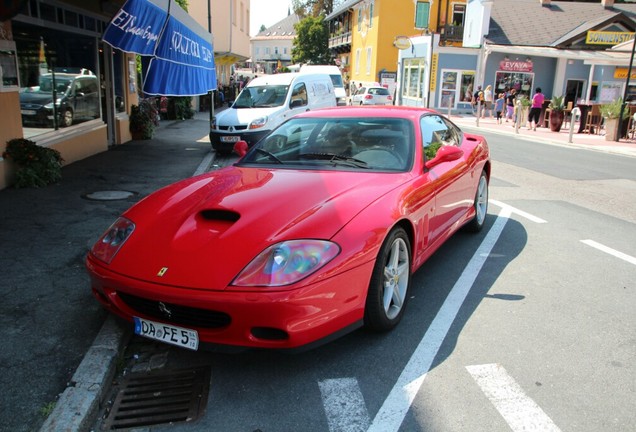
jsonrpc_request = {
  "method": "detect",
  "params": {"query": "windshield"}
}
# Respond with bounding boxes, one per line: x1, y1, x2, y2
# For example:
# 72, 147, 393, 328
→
37, 76, 72, 94
233, 85, 289, 108
237, 117, 414, 172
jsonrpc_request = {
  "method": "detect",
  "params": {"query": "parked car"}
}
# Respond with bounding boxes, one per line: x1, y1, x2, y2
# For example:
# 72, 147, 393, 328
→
209, 73, 337, 154
20, 72, 100, 127
351, 85, 393, 105
86, 106, 490, 352
300, 65, 347, 106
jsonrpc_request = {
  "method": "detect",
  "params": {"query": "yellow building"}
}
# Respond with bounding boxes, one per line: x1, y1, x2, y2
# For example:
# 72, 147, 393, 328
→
328, 0, 466, 94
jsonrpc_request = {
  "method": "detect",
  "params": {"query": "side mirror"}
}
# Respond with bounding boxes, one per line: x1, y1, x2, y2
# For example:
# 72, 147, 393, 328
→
290, 99, 304, 109
233, 140, 249, 157
425, 145, 463, 169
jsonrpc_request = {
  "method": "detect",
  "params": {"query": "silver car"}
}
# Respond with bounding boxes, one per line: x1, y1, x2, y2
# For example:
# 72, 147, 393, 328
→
351, 85, 393, 106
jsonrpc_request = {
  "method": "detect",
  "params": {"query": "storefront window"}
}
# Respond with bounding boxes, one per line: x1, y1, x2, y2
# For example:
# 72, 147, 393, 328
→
12, 20, 103, 138
402, 58, 426, 100
494, 71, 534, 99
438, 69, 474, 109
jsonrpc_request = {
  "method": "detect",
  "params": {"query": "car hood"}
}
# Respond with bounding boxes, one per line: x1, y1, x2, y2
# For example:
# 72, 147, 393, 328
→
215, 106, 281, 127
20, 92, 54, 107
110, 166, 409, 290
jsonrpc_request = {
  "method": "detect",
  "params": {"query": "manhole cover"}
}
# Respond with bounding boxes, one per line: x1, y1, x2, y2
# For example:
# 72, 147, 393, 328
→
83, 190, 136, 201
102, 366, 211, 430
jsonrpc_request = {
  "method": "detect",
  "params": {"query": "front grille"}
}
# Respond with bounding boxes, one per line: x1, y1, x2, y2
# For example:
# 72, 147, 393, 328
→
218, 125, 248, 131
118, 292, 231, 329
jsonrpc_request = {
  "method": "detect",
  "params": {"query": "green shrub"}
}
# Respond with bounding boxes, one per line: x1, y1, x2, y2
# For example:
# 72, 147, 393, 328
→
2, 138, 63, 188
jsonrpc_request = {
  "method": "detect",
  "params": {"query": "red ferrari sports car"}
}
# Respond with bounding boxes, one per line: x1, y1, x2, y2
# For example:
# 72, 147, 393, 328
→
86, 106, 490, 352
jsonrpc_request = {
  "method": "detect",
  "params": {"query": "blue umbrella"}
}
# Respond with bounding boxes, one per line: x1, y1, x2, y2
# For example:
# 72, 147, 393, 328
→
102, 0, 216, 96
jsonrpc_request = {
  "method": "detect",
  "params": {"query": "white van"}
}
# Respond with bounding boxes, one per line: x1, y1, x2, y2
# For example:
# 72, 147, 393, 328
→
299, 65, 347, 106
210, 73, 336, 154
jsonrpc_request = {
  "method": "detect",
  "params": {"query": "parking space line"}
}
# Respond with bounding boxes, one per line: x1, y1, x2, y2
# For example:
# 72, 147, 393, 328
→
581, 239, 636, 266
367, 207, 512, 432
466, 363, 562, 432
319, 378, 370, 432
490, 200, 547, 223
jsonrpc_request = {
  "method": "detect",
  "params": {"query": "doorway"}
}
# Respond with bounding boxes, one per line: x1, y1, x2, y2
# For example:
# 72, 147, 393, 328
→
565, 79, 585, 106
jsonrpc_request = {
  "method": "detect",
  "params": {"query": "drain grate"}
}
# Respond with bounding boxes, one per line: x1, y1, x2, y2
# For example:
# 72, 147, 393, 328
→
103, 366, 211, 430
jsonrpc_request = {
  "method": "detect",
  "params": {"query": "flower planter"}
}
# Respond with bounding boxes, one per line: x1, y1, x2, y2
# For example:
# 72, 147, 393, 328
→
549, 110, 564, 132
604, 118, 619, 141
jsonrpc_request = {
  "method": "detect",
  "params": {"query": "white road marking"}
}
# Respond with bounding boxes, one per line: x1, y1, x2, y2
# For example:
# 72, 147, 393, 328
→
581, 239, 636, 266
466, 363, 562, 432
489, 199, 547, 223
319, 378, 371, 432
367, 207, 512, 431
192, 151, 215, 176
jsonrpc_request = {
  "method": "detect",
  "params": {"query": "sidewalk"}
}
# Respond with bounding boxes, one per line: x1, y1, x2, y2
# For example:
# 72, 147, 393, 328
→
450, 113, 636, 158
0, 113, 214, 432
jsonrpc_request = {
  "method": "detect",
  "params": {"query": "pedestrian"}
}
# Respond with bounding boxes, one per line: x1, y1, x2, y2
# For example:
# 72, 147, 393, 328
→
495, 92, 505, 124
472, 85, 482, 114
483, 85, 494, 118
506, 88, 516, 123
528, 87, 545, 131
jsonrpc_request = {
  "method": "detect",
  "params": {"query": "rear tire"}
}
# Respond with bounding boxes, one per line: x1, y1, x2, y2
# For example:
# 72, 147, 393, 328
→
464, 170, 488, 232
364, 227, 411, 331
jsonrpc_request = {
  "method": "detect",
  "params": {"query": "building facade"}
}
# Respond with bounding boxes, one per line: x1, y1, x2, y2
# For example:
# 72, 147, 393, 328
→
250, 12, 299, 75
0, 0, 247, 190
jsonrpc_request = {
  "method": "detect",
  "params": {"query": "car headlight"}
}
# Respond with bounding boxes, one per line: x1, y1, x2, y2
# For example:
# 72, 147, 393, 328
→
233, 240, 340, 287
90, 217, 135, 264
44, 99, 62, 109
249, 116, 268, 130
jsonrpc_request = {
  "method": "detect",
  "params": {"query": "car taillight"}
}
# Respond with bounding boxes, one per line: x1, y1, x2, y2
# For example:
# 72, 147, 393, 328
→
364, 94, 373, 99
387, 95, 393, 100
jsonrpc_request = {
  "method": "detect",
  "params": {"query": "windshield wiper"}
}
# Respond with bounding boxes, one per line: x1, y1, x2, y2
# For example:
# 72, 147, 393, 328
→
299, 153, 369, 168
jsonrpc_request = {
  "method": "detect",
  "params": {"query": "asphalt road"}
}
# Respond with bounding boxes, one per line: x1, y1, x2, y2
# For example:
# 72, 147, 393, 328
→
89, 131, 635, 431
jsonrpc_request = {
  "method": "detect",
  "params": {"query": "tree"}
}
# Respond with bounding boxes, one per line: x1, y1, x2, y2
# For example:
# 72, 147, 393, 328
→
292, 15, 332, 65
292, 0, 339, 18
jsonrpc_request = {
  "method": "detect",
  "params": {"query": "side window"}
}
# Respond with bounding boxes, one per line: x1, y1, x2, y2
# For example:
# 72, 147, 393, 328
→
290, 82, 308, 107
420, 115, 459, 159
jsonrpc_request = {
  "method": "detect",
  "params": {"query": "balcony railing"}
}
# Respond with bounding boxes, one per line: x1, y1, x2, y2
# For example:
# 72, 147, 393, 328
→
329, 31, 352, 49
441, 24, 464, 42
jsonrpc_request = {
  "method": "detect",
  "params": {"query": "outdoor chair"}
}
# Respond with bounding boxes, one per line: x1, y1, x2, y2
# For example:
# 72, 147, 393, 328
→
583, 104, 603, 134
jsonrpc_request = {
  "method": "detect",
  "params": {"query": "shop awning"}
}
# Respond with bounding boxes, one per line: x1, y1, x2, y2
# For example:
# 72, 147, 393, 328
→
102, 0, 216, 96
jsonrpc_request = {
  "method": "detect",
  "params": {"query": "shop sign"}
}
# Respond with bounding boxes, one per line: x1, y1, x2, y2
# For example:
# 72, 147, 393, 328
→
394, 36, 412, 50
614, 67, 636, 79
430, 53, 438, 91
499, 60, 533, 72
586, 31, 634, 45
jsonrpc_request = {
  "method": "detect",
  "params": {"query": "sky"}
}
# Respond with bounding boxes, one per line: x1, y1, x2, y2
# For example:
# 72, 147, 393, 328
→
250, 0, 294, 36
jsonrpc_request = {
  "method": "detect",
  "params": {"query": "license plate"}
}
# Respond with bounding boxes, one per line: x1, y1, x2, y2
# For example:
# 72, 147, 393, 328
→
133, 316, 199, 350
220, 135, 240, 143
21, 110, 36, 115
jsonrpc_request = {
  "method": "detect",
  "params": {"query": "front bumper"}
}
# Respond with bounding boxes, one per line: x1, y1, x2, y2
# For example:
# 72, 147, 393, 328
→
86, 254, 372, 351
209, 129, 271, 154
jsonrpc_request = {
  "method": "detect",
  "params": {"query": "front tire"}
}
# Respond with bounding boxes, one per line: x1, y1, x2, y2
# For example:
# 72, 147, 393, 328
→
464, 170, 488, 232
364, 227, 411, 331
61, 109, 73, 127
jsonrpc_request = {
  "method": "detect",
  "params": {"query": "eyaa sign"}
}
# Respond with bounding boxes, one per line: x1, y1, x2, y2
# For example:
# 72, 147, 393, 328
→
499, 60, 533, 73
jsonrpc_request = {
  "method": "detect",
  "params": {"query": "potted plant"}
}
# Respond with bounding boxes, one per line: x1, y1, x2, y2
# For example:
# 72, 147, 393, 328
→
129, 100, 158, 140
2, 138, 63, 188
600, 97, 629, 141
548, 95, 565, 132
